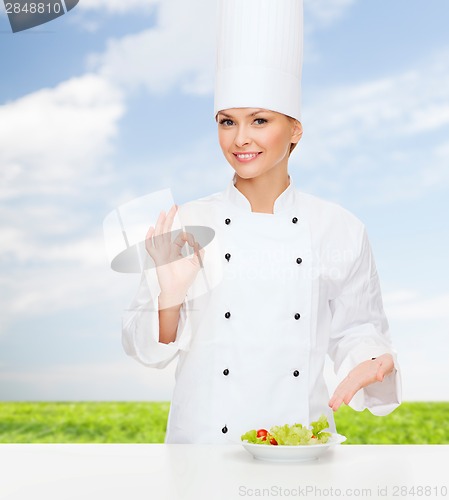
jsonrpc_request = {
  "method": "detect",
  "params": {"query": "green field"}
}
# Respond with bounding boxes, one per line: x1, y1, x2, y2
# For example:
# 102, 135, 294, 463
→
0, 402, 448, 444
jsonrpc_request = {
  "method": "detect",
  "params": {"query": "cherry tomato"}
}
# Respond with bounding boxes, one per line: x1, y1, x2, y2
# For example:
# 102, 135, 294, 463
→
256, 429, 268, 440
266, 432, 278, 445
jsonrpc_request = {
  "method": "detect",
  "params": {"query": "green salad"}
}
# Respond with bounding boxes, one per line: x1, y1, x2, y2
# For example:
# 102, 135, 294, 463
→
241, 415, 331, 446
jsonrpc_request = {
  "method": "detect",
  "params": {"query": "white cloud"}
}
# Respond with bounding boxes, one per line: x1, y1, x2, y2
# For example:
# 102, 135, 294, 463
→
0, 226, 107, 267
87, 0, 216, 96
303, 62, 449, 151
0, 73, 125, 200
0, 264, 134, 322
0, 73, 129, 331
296, 49, 449, 202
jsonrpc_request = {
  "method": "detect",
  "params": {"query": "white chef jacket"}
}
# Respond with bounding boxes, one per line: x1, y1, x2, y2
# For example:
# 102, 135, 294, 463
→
122, 174, 401, 444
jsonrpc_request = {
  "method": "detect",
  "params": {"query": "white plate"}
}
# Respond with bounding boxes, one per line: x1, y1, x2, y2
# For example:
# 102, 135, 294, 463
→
241, 433, 346, 463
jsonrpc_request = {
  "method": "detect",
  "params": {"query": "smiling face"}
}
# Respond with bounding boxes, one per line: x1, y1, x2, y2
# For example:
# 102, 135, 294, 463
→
216, 108, 303, 180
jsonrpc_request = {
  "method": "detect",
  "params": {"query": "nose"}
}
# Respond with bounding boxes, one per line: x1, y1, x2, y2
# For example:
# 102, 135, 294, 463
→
234, 125, 250, 147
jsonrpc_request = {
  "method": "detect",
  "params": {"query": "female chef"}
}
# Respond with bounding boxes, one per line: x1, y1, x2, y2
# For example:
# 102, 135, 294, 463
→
122, 0, 401, 444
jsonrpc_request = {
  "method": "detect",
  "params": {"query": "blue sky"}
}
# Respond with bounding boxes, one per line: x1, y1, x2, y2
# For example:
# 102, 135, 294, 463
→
0, 0, 448, 403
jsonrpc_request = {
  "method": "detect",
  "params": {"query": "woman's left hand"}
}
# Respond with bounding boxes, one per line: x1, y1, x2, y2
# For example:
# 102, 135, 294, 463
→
328, 354, 395, 411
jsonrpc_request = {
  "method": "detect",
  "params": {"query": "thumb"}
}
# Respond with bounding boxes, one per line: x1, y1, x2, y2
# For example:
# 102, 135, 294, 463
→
197, 243, 205, 262
191, 242, 205, 265
376, 363, 385, 382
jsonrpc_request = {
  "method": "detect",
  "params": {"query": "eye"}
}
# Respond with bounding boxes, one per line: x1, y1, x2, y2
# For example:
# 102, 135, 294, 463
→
219, 118, 234, 126
254, 118, 267, 125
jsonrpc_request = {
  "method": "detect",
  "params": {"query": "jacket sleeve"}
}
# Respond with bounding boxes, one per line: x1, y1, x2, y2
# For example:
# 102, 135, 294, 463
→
327, 226, 402, 415
121, 267, 192, 369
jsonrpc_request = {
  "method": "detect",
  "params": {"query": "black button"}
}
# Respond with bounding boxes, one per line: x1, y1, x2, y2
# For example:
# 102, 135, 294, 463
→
225, 253, 231, 261
222, 426, 228, 434
296, 257, 303, 264
223, 369, 229, 376
294, 313, 301, 320
293, 370, 300, 377
225, 311, 231, 319
225, 218, 231, 225
292, 217, 298, 224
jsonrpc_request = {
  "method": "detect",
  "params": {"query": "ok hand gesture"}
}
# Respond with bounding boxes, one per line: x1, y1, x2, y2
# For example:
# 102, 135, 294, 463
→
145, 204, 205, 308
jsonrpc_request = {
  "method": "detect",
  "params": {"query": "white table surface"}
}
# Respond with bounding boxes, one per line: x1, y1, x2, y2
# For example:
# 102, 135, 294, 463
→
0, 444, 448, 500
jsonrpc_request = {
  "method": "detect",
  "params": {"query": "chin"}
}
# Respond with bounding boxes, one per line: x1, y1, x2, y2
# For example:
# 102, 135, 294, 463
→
232, 170, 260, 180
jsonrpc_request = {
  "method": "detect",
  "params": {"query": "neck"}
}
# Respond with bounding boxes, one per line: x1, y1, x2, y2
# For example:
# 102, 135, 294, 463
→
234, 169, 290, 214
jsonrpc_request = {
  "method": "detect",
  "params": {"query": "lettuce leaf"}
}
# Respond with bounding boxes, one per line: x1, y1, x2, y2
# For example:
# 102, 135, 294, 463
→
241, 415, 332, 445
270, 423, 311, 445
311, 414, 329, 436
240, 429, 271, 445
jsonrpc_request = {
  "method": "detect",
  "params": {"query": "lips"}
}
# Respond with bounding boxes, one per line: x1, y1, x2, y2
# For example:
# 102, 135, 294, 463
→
233, 152, 262, 162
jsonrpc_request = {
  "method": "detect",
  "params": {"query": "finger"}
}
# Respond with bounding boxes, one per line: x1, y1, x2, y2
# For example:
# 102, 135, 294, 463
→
169, 231, 187, 261
331, 401, 341, 411
154, 211, 166, 237
329, 382, 346, 408
145, 225, 155, 242
145, 226, 155, 250
196, 243, 205, 266
328, 394, 343, 411
190, 242, 202, 265
183, 232, 196, 250
161, 208, 176, 247
382, 354, 394, 375
162, 205, 177, 247
343, 387, 358, 405
330, 383, 357, 410
170, 231, 195, 260
163, 204, 177, 235
375, 356, 394, 382
160, 208, 173, 247
332, 375, 360, 403
145, 226, 155, 256
173, 231, 186, 248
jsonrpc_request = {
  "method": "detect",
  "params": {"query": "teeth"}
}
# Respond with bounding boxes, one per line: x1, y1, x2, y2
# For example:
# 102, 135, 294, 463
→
237, 153, 258, 159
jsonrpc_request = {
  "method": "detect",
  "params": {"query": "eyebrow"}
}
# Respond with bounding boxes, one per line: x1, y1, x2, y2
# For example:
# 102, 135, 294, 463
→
218, 109, 269, 119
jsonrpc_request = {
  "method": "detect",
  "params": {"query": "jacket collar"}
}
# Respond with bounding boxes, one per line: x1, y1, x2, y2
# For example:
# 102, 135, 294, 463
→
224, 173, 296, 213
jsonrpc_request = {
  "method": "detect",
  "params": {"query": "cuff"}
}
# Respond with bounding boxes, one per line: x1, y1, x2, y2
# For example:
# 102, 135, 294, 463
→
122, 295, 192, 369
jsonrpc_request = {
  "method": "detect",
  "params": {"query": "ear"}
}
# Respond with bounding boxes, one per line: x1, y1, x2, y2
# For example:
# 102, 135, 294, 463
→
291, 119, 303, 144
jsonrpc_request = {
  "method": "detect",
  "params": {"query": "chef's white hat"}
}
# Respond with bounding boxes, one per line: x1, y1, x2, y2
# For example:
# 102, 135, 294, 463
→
214, 0, 304, 122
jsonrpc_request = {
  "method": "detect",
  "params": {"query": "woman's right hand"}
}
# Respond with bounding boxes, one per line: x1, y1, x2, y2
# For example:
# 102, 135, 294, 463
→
145, 204, 205, 308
